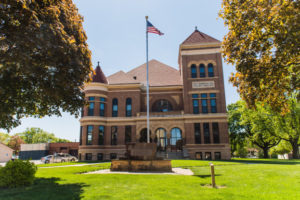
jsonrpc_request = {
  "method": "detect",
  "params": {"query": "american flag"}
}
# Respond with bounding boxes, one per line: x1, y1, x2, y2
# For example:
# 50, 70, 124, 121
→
147, 21, 164, 35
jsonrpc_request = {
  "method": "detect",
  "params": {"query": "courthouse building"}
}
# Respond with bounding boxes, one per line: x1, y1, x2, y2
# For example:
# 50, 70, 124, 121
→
79, 29, 231, 161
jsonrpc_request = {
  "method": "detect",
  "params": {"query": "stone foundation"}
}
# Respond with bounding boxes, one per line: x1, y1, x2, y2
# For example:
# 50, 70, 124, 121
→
110, 160, 172, 172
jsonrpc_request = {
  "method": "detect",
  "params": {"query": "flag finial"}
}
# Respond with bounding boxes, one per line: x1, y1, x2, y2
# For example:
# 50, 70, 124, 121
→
97, 61, 100, 66
195, 26, 198, 31
145, 16, 148, 20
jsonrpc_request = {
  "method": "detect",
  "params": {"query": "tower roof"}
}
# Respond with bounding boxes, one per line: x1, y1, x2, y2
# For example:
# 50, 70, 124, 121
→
181, 28, 220, 45
92, 62, 108, 84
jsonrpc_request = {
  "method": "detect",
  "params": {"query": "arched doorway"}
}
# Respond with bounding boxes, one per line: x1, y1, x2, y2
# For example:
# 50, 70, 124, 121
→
155, 128, 167, 151
139, 128, 152, 143
170, 128, 183, 151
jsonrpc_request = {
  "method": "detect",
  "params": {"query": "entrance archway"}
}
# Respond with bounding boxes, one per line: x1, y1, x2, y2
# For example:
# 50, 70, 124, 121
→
170, 128, 183, 151
139, 128, 152, 143
155, 128, 167, 151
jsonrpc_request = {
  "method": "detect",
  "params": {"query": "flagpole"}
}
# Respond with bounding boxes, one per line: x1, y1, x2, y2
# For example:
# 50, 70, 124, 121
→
145, 16, 150, 143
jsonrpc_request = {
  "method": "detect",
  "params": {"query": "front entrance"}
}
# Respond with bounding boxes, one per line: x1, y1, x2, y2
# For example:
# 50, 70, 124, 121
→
155, 128, 167, 151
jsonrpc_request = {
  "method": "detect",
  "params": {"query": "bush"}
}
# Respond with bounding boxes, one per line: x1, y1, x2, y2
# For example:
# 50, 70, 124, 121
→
0, 160, 37, 188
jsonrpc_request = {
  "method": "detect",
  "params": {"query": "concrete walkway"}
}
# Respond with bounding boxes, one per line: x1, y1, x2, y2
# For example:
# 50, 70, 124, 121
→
84, 167, 194, 175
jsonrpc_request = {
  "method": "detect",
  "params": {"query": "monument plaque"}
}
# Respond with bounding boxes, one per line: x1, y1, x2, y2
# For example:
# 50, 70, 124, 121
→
192, 81, 215, 88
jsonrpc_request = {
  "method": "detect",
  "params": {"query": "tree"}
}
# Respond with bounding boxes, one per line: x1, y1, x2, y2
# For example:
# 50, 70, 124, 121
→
0, 132, 10, 145
0, 0, 92, 131
17, 127, 70, 144
220, 0, 300, 112
7, 135, 24, 154
273, 97, 300, 158
240, 103, 281, 158
227, 101, 249, 156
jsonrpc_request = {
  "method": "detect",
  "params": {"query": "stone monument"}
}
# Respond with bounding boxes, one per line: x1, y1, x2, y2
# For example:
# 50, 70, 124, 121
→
110, 143, 172, 172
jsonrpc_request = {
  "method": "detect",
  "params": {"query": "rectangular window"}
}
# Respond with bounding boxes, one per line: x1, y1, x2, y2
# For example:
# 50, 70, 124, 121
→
97, 153, 103, 161
212, 123, 220, 144
208, 64, 214, 77
99, 97, 106, 117
98, 126, 105, 145
205, 152, 212, 160
85, 153, 92, 160
88, 97, 95, 116
87, 125, 93, 145
201, 99, 208, 113
125, 126, 131, 144
215, 152, 221, 160
111, 126, 117, 145
193, 99, 199, 114
79, 126, 82, 145
195, 152, 202, 160
210, 93, 217, 113
203, 123, 210, 144
194, 123, 201, 144
110, 153, 117, 160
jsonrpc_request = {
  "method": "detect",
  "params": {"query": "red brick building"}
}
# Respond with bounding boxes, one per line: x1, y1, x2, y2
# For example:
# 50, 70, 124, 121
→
79, 29, 230, 161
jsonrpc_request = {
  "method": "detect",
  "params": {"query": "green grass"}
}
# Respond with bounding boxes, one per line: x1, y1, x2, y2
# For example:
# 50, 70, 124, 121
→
36, 160, 109, 168
1, 159, 300, 200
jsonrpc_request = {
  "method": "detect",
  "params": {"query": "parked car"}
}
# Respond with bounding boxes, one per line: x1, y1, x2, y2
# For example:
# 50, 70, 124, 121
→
41, 153, 78, 164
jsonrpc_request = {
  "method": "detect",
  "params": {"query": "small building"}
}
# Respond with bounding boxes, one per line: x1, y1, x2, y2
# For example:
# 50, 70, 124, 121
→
19, 142, 79, 160
0, 143, 13, 162
19, 143, 49, 160
49, 142, 79, 157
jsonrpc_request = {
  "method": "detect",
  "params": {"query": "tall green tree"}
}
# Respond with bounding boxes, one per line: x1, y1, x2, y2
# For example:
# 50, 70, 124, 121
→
17, 127, 70, 144
227, 101, 250, 156
240, 103, 281, 158
0, 0, 92, 131
220, 0, 299, 112
273, 98, 300, 158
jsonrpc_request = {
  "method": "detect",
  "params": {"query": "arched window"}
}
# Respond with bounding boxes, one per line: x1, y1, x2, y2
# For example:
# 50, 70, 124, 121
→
208, 63, 214, 77
155, 128, 167, 151
126, 98, 132, 117
199, 64, 206, 77
191, 64, 197, 78
139, 128, 152, 143
152, 99, 173, 112
112, 98, 118, 117
170, 128, 182, 150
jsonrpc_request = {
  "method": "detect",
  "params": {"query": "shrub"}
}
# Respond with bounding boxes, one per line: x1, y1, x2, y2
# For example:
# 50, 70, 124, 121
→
0, 160, 37, 188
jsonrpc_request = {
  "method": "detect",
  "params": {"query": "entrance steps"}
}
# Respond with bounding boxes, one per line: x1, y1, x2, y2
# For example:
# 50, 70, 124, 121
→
156, 151, 185, 160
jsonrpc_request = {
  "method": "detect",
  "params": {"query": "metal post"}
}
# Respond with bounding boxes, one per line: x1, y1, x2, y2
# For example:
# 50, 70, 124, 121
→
145, 16, 150, 143
210, 163, 216, 188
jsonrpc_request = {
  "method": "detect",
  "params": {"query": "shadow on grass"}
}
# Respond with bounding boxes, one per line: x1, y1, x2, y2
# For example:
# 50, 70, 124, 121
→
223, 159, 300, 165
193, 174, 222, 179
0, 177, 88, 200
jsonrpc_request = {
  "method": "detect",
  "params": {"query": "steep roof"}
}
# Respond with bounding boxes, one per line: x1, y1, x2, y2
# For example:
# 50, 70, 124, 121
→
181, 29, 220, 45
107, 59, 182, 86
0, 143, 13, 152
92, 62, 108, 84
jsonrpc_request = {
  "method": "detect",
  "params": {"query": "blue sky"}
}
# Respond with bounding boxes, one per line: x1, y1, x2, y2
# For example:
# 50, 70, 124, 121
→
3, 0, 240, 141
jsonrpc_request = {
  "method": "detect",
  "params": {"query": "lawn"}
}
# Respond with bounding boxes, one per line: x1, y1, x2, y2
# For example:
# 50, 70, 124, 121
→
1, 159, 299, 200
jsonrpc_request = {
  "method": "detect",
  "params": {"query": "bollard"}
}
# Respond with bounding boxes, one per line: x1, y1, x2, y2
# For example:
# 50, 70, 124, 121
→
210, 163, 216, 188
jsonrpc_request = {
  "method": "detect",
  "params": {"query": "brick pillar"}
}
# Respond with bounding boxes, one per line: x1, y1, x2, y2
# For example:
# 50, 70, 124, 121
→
118, 126, 125, 145
93, 125, 98, 145
105, 126, 111, 145
209, 122, 214, 144
200, 123, 204, 144
94, 97, 100, 116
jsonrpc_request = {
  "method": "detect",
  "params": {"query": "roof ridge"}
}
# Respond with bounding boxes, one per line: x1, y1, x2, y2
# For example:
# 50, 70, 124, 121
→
181, 29, 220, 45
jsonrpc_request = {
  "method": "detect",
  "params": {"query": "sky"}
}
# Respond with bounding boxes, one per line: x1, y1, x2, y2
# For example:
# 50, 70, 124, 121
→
2, 0, 240, 141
